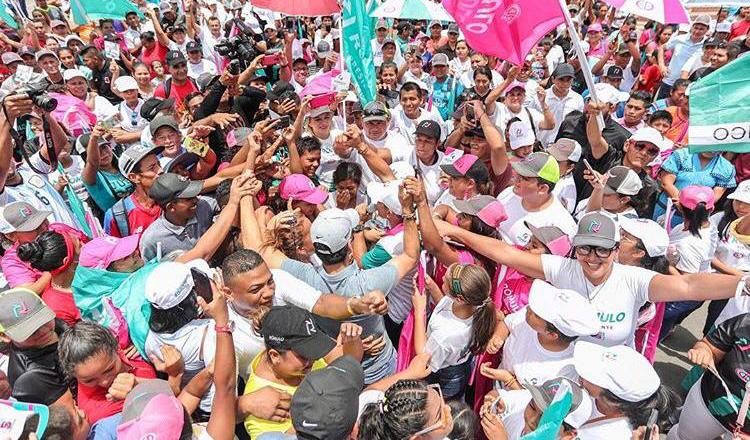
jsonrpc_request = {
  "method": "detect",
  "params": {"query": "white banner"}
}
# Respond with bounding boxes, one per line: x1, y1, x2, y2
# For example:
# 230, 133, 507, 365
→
689, 123, 750, 146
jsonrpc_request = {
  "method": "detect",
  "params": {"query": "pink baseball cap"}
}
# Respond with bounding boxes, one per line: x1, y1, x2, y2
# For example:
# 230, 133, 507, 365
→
453, 195, 508, 229
502, 80, 527, 97
279, 174, 329, 205
116, 394, 185, 440
587, 23, 603, 33
679, 185, 715, 210
79, 234, 140, 269
440, 154, 490, 183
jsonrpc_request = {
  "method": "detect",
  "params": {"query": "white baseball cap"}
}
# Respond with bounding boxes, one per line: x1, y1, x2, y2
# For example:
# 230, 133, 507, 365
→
63, 68, 86, 82
590, 82, 625, 105
728, 180, 750, 205
114, 76, 138, 92
527, 280, 600, 338
508, 122, 536, 150
619, 217, 669, 258
630, 127, 665, 150
144, 259, 210, 310
367, 180, 402, 216
574, 341, 660, 402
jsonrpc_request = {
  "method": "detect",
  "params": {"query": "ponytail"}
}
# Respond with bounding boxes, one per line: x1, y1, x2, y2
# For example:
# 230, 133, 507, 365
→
357, 380, 430, 440
448, 264, 497, 354
17, 231, 68, 272
682, 202, 711, 237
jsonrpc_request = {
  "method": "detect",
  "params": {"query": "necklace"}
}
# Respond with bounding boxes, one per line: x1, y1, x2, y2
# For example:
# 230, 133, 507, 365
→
51, 282, 72, 291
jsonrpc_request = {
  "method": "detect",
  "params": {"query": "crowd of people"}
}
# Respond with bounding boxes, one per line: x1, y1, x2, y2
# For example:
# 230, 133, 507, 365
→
1, 0, 750, 439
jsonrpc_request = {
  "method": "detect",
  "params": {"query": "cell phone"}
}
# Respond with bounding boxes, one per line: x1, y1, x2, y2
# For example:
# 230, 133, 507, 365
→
191, 268, 213, 302
271, 115, 291, 130
582, 158, 595, 174
643, 409, 658, 440
309, 92, 336, 109
464, 104, 476, 123
262, 53, 282, 66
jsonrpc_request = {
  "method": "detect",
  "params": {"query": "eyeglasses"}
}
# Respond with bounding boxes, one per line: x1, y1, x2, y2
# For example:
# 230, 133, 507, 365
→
576, 245, 615, 258
633, 142, 660, 157
412, 384, 447, 437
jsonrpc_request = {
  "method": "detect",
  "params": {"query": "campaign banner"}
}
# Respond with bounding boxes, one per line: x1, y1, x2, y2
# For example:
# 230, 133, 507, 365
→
689, 56, 750, 154
343, 0, 377, 105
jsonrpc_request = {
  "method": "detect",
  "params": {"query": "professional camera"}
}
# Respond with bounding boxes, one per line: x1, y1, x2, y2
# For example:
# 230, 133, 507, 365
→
18, 80, 58, 112
215, 19, 259, 71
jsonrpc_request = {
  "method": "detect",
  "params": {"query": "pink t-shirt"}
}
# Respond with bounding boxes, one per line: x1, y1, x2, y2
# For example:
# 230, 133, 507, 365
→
0, 223, 85, 288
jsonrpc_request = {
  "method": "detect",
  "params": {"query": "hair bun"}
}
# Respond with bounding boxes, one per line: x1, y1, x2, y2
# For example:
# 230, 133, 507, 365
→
17, 240, 45, 264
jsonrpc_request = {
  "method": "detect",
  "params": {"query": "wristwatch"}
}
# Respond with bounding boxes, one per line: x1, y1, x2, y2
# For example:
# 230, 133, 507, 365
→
215, 321, 235, 334
352, 224, 366, 234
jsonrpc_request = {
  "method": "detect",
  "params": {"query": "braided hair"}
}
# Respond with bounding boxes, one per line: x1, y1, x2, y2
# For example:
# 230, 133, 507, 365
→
358, 380, 430, 440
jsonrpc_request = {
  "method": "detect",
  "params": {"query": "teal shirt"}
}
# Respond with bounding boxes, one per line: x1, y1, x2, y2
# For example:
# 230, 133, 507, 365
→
361, 243, 392, 269
84, 170, 134, 212
430, 76, 464, 121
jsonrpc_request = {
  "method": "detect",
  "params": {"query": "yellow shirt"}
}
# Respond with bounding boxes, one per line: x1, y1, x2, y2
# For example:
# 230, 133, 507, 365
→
242, 351, 327, 438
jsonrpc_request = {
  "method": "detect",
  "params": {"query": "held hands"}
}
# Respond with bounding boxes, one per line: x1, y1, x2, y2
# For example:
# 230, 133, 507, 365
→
402, 176, 426, 206
480, 362, 514, 383
338, 322, 364, 361
149, 344, 185, 378
360, 290, 389, 315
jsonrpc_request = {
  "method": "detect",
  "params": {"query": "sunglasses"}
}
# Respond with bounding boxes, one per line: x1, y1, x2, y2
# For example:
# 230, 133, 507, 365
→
412, 384, 447, 437
633, 142, 660, 157
576, 245, 615, 258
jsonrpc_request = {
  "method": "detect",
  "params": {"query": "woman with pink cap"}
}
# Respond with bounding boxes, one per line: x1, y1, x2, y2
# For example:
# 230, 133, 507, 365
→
660, 186, 718, 341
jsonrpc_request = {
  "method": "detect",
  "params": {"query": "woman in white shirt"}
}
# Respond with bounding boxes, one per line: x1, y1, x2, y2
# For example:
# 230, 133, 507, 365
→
448, 41, 472, 78
435, 211, 750, 348
412, 263, 497, 399
660, 186, 718, 341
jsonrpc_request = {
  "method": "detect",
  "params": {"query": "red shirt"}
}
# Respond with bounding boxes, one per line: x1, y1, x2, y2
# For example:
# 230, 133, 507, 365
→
104, 194, 161, 237
140, 42, 169, 77
635, 65, 662, 95
42, 285, 81, 327
153, 77, 199, 107
78, 352, 157, 424
730, 20, 750, 42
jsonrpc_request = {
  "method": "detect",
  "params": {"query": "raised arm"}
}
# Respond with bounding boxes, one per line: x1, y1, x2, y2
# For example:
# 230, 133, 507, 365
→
385, 182, 419, 280
147, 8, 171, 49
535, 87, 555, 130
348, 125, 395, 182
403, 176, 459, 266
82, 124, 106, 185
648, 272, 743, 304
0, 94, 33, 192
586, 101, 609, 160
476, 101, 508, 175
484, 69, 516, 116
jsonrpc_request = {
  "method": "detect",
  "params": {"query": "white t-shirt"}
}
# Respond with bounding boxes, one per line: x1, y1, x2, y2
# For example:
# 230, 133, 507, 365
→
501, 309, 578, 386
552, 173, 577, 214
222, 269, 323, 381
117, 100, 148, 135
575, 417, 633, 439
188, 59, 219, 79
347, 131, 414, 188
496, 188, 578, 246
710, 212, 750, 273
669, 223, 718, 274
541, 255, 656, 347
408, 150, 447, 206
496, 389, 533, 439
492, 103, 544, 134
307, 128, 344, 189
390, 106, 447, 145
425, 296, 473, 372
681, 52, 710, 78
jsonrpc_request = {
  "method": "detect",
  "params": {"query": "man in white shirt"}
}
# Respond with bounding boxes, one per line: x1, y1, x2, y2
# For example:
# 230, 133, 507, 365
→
534, 63, 583, 147
186, 41, 218, 79
390, 82, 447, 145
497, 152, 577, 246
657, 14, 710, 99
220, 249, 388, 381
123, 11, 144, 50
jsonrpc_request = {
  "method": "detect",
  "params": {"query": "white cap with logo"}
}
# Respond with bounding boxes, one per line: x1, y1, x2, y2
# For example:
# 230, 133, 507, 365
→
528, 280, 600, 337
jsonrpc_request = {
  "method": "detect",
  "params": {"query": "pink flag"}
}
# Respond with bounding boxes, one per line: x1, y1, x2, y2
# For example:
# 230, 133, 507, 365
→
49, 93, 96, 137
251, 0, 339, 16
442, 0, 566, 66
602, 0, 688, 25
299, 68, 342, 98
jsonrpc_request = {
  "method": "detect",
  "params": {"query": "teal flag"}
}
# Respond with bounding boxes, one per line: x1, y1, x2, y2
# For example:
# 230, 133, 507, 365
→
343, 0, 377, 105
688, 55, 750, 154
70, 0, 143, 25
520, 392, 573, 440
0, 2, 18, 29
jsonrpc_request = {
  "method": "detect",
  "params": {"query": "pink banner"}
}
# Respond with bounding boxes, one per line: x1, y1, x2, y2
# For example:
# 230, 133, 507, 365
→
442, 0, 566, 65
251, 0, 339, 17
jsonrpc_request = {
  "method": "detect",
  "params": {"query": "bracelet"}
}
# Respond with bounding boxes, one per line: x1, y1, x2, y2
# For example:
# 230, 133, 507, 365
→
346, 297, 358, 315
402, 211, 417, 221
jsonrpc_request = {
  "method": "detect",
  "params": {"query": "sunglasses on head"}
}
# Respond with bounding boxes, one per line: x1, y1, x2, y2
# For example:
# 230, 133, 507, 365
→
633, 142, 660, 156
576, 245, 615, 258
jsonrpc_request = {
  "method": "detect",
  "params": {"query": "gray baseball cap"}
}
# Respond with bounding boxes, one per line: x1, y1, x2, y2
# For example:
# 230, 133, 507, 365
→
310, 208, 359, 255
602, 166, 642, 196
118, 142, 165, 176
0, 288, 56, 342
121, 379, 175, 423
432, 53, 449, 66
148, 173, 203, 206
149, 115, 180, 136
2, 201, 51, 233
573, 212, 619, 249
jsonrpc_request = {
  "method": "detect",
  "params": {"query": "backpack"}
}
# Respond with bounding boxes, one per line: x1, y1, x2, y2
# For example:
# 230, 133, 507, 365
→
111, 198, 130, 237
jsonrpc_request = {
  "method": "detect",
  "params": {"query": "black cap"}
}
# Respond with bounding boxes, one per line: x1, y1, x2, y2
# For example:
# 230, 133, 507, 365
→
704, 37, 720, 48
261, 305, 336, 360
552, 63, 575, 79
248, 73, 269, 83
605, 65, 623, 79
148, 173, 204, 206
397, 22, 411, 32
140, 97, 175, 121
267, 81, 295, 102
196, 72, 219, 93
291, 355, 364, 440
165, 50, 187, 67
414, 120, 441, 141
186, 41, 202, 52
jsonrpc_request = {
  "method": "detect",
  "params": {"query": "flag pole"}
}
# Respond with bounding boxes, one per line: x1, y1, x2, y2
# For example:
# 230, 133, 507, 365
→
556, 0, 604, 131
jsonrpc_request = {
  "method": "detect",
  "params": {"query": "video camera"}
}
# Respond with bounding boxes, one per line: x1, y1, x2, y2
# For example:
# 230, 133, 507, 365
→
215, 19, 260, 73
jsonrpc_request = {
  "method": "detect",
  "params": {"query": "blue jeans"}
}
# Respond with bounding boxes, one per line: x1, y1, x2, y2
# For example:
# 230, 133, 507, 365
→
428, 359, 472, 400
659, 300, 704, 341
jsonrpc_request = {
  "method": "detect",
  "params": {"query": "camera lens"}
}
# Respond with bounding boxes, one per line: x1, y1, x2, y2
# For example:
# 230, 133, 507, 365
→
35, 96, 58, 112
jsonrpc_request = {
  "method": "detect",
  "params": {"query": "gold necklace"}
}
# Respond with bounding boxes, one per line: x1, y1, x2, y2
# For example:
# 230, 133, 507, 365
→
51, 282, 72, 291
